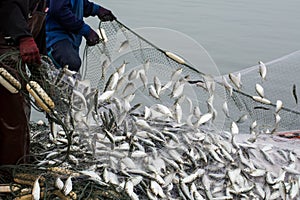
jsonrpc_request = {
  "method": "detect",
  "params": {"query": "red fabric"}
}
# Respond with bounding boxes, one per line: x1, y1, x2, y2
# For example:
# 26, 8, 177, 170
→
19, 37, 41, 64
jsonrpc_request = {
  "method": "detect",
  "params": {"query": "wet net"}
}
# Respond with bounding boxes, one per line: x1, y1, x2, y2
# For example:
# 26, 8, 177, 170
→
1, 19, 300, 199
219, 51, 300, 134
0, 51, 129, 199
82, 20, 300, 135
0, 51, 73, 125
0, 51, 77, 165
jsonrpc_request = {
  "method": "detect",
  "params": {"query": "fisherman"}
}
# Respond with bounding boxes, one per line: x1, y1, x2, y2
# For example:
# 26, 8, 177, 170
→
46, 0, 116, 72
0, 0, 44, 165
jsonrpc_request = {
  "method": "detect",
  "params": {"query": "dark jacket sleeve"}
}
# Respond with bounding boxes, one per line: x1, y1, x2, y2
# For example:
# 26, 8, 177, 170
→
47, 0, 97, 34
83, 0, 99, 17
0, 0, 32, 43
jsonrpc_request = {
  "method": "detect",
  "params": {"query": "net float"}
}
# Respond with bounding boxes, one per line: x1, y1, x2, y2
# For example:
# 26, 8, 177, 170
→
165, 51, 185, 64
26, 81, 55, 113
0, 67, 21, 93
97, 28, 108, 43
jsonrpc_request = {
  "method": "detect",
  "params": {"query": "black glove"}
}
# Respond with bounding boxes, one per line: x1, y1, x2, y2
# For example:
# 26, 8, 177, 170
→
85, 29, 100, 46
97, 7, 116, 22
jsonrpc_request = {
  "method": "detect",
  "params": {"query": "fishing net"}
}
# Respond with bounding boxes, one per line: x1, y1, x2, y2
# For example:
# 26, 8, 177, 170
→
82, 20, 300, 134
82, 20, 226, 131
75, 20, 300, 199
0, 51, 129, 199
2, 19, 300, 199
0, 51, 73, 127
0, 51, 77, 165
219, 51, 300, 134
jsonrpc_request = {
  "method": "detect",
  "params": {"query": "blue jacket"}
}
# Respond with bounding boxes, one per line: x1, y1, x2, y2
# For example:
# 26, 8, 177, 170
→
46, 0, 100, 50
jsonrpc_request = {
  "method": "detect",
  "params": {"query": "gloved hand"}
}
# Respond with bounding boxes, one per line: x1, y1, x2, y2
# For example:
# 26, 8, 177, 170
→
97, 7, 116, 22
19, 37, 41, 64
84, 29, 100, 46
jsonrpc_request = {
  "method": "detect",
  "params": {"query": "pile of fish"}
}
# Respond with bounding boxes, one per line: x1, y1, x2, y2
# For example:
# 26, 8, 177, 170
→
27, 59, 300, 200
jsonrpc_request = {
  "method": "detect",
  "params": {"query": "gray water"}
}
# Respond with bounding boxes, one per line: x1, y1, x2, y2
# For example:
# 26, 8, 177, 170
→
31, 0, 300, 121
95, 0, 300, 73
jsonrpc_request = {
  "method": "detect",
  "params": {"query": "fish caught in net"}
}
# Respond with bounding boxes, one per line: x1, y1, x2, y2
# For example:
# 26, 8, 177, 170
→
77, 20, 300, 199
1, 19, 300, 199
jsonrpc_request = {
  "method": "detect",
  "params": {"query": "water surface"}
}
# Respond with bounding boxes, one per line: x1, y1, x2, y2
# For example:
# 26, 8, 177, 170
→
93, 0, 300, 73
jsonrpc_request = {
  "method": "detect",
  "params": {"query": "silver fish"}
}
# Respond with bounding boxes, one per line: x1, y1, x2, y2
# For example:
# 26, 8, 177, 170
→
72, 89, 88, 110
231, 121, 239, 135
182, 168, 205, 184
144, 106, 151, 120
117, 60, 128, 76
144, 59, 150, 72
104, 72, 119, 91
101, 59, 109, 79
115, 76, 127, 91
63, 176, 72, 196
103, 168, 119, 185
174, 103, 182, 123
171, 68, 183, 81
255, 83, 264, 98
149, 85, 160, 99
122, 82, 135, 96
171, 81, 185, 98
275, 100, 283, 113
222, 101, 230, 118
228, 73, 242, 90
222, 76, 233, 96
55, 177, 64, 190
252, 95, 271, 104
118, 40, 129, 53
236, 114, 248, 124
155, 104, 173, 118
32, 177, 40, 200
258, 61, 267, 80
278, 181, 287, 200
139, 69, 148, 90
289, 179, 299, 199
208, 145, 224, 164
128, 69, 138, 81
195, 113, 213, 127
161, 80, 173, 92
98, 90, 114, 103
150, 180, 165, 198
154, 76, 162, 95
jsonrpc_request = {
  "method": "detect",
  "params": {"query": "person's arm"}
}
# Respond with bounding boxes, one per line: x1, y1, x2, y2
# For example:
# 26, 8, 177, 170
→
0, 0, 32, 41
83, 0, 99, 17
82, 0, 116, 21
47, 0, 90, 35
0, 0, 40, 64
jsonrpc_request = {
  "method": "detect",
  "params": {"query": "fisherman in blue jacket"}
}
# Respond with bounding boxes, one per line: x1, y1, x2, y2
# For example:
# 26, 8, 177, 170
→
46, 0, 116, 72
